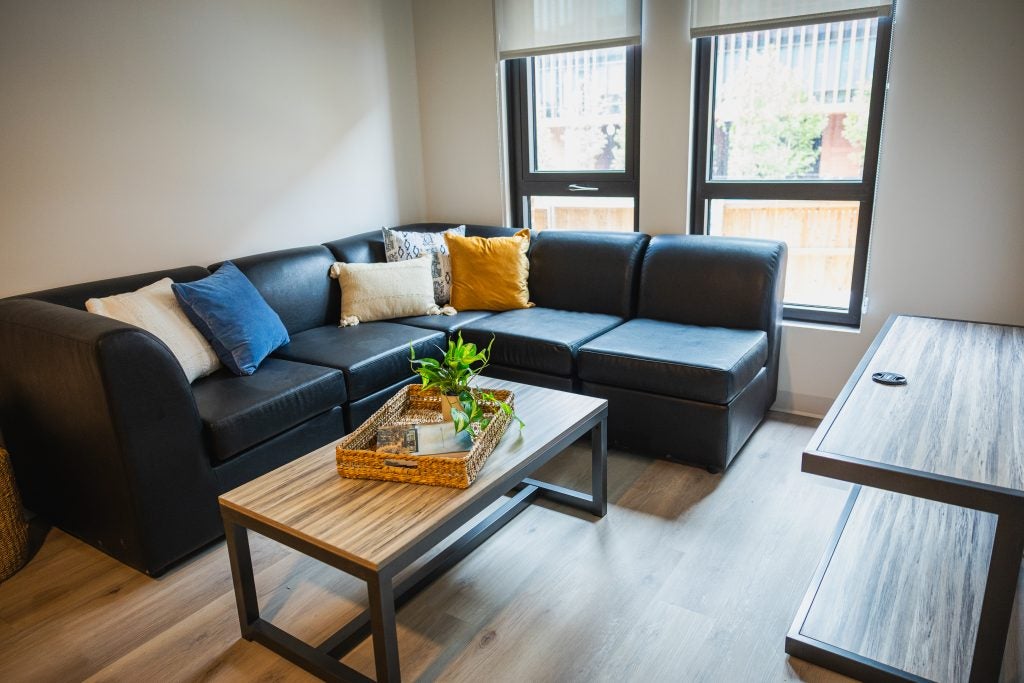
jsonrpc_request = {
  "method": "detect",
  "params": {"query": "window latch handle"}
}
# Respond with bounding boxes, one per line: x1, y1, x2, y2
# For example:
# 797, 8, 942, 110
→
568, 184, 599, 192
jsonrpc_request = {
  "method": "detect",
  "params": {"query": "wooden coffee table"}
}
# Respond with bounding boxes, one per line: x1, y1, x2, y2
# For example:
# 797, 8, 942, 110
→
219, 379, 607, 682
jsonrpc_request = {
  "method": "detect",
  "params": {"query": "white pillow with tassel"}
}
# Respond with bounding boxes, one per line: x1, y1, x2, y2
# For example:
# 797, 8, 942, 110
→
329, 257, 456, 326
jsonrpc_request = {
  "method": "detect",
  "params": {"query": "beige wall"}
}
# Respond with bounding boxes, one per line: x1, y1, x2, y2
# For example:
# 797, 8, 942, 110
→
412, 0, 506, 226
637, 0, 693, 234
411, 0, 1024, 415
0, 0, 425, 297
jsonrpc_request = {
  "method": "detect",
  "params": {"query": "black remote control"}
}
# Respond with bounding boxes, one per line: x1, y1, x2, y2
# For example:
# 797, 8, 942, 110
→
871, 371, 907, 386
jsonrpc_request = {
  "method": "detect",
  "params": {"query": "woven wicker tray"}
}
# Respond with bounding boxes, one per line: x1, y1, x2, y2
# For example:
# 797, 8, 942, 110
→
0, 448, 29, 582
336, 385, 514, 489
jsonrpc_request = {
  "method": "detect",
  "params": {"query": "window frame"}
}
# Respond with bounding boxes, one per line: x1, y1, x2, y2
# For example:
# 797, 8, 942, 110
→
689, 17, 892, 327
506, 46, 642, 232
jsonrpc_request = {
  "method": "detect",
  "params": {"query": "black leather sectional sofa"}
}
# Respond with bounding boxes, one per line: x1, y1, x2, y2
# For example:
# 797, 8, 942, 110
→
0, 223, 786, 574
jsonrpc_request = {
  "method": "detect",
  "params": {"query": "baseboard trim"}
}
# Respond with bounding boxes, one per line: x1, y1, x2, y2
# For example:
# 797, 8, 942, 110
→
771, 391, 832, 419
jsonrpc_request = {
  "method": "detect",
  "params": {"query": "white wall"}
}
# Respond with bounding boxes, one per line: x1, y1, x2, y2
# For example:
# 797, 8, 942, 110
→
637, 0, 694, 234
412, 0, 506, 226
0, 0, 425, 297
411, 0, 1024, 415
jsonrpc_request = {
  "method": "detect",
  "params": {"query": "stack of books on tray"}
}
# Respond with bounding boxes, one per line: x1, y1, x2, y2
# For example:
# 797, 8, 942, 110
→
375, 422, 472, 459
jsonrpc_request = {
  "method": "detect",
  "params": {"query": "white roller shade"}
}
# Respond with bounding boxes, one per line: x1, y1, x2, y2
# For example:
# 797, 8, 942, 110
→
690, 0, 891, 38
495, 0, 642, 60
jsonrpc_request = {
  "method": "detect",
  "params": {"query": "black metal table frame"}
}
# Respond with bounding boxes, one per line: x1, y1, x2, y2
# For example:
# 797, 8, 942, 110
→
222, 409, 607, 683
787, 314, 1024, 683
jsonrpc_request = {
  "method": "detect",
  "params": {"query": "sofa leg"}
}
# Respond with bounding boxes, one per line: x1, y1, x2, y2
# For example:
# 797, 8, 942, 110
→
706, 465, 722, 475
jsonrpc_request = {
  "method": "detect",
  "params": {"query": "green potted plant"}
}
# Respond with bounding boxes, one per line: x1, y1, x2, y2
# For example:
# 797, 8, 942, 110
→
410, 332, 523, 440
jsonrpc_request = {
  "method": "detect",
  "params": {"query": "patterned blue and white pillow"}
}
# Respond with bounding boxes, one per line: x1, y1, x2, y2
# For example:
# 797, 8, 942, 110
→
381, 225, 466, 305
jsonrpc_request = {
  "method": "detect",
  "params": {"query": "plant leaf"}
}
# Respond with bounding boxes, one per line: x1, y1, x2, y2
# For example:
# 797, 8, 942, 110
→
452, 408, 469, 433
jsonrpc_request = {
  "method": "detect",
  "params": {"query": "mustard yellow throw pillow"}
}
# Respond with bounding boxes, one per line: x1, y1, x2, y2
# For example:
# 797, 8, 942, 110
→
445, 229, 533, 311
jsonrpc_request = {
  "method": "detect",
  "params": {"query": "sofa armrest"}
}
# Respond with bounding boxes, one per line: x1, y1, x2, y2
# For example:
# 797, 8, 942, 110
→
0, 299, 221, 574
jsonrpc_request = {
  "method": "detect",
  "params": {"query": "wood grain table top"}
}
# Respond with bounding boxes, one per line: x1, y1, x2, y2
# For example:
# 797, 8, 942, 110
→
809, 315, 1024, 497
798, 486, 993, 683
219, 380, 606, 572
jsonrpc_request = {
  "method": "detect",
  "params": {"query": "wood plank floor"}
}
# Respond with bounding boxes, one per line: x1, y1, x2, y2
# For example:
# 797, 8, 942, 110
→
0, 413, 1020, 682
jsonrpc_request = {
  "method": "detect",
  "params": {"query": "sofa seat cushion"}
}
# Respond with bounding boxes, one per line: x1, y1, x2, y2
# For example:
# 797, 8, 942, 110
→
273, 322, 444, 401
192, 358, 347, 463
391, 310, 494, 335
460, 308, 623, 377
577, 319, 768, 404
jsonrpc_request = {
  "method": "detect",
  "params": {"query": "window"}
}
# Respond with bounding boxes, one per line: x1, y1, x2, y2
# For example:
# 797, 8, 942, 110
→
691, 18, 892, 326
507, 46, 641, 232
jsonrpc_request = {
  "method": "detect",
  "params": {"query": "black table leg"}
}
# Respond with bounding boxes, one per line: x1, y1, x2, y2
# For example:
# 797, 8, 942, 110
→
224, 520, 259, 638
367, 573, 401, 683
223, 512, 376, 682
591, 417, 608, 517
517, 414, 609, 517
969, 511, 1024, 683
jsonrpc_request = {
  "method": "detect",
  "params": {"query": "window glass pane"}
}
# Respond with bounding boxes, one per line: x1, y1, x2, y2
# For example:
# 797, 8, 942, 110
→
530, 196, 634, 231
710, 19, 878, 181
532, 47, 627, 172
708, 199, 859, 309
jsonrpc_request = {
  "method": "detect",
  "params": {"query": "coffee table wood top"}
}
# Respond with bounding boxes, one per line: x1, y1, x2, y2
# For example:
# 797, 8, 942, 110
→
807, 315, 1024, 499
220, 380, 605, 572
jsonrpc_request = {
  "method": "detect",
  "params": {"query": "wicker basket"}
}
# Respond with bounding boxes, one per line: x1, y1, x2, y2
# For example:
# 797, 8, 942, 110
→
336, 385, 514, 488
0, 448, 29, 582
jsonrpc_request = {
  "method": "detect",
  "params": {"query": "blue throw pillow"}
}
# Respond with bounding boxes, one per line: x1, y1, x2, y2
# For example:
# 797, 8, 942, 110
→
171, 262, 289, 376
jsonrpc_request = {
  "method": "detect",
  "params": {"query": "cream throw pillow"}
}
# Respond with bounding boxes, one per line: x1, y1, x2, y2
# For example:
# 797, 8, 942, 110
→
329, 258, 453, 326
86, 278, 221, 382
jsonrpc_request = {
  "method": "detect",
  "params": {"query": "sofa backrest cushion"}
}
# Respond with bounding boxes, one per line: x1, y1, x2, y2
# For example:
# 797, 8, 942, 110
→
213, 246, 337, 335
323, 232, 386, 265
639, 235, 786, 333
323, 223, 520, 265
14, 266, 211, 311
528, 231, 649, 318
